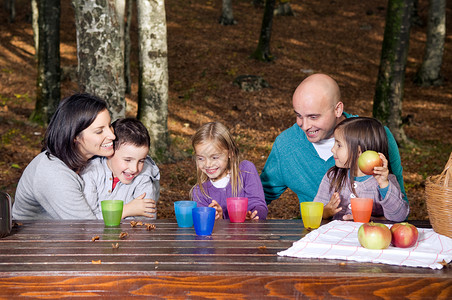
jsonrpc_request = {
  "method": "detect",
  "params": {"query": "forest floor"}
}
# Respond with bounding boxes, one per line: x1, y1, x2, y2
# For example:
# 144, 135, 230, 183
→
0, 0, 451, 220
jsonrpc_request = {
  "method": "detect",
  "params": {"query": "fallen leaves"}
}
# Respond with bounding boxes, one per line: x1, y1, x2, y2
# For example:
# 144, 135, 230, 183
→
438, 260, 450, 267
145, 223, 156, 231
131, 220, 156, 230
91, 236, 100, 242
12, 222, 22, 228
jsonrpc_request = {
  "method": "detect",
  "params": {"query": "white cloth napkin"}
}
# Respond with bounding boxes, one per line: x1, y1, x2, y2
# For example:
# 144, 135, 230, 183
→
278, 220, 452, 269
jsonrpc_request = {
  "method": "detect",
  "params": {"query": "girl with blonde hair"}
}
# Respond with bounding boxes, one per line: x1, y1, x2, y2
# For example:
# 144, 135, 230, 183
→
190, 122, 268, 220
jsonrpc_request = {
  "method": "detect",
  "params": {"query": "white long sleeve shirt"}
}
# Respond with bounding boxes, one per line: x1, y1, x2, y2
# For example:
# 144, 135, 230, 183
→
80, 156, 160, 219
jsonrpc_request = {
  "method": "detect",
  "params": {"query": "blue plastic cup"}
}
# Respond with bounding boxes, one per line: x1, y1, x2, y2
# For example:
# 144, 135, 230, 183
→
174, 201, 197, 227
192, 207, 216, 236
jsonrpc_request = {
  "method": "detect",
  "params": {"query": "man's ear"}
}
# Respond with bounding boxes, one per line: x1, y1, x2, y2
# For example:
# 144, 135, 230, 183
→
334, 101, 344, 117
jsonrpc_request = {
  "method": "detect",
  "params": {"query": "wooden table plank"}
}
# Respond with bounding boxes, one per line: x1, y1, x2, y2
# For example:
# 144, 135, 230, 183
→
1, 219, 450, 298
0, 275, 451, 298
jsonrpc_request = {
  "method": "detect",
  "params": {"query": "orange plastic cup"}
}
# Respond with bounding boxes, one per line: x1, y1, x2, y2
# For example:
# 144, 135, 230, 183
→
350, 198, 373, 223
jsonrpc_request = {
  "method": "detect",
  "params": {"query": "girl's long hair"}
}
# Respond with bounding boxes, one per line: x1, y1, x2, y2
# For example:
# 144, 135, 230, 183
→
328, 117, 389, 196
190, 122, 242, 199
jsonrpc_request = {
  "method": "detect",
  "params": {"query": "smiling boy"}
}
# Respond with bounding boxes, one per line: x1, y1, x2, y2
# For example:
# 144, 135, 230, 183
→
81, 118, 160, 220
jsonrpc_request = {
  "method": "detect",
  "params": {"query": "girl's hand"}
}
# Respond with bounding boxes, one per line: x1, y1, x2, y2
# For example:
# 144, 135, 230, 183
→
323, 192, 342, 219
342, 214, 354, 221
373, 153, 389, 189
246, 210, 259, 220
209, 200, 223, 220
122, 193, 156, 219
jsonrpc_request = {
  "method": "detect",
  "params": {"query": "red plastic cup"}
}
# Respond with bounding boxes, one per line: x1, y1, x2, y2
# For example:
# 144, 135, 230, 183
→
226, 197, 248, 223
350, 198, 373, 223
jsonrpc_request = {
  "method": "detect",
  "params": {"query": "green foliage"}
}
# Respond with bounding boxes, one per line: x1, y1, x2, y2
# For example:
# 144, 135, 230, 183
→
0, 93, 32, 107
183, 88, 196, 101
226, 67, 238, 77
1, 128, 18, 145
14, 93, 32, 103
29, 110, 47, 126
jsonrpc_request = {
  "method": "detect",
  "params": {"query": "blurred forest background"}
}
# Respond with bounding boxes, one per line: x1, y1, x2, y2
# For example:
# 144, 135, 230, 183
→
0, 0, 451, 220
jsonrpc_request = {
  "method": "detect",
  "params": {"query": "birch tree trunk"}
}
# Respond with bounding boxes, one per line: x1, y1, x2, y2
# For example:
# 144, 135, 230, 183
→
30, 0, 60, 125
414, 0, 445, 86
73, 0, 126, 120
373, 0, 414, 147
136, 0, 170, 161
219, 0, 236, 25
31, 0, 38, 56
124, 0, 132, 94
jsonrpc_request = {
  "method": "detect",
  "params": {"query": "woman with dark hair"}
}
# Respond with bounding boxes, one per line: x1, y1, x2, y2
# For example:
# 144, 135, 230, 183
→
12, 93, 116, 219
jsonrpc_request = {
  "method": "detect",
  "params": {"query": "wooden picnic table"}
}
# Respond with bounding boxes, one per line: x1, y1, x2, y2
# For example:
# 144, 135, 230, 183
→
0, 219, 450, 298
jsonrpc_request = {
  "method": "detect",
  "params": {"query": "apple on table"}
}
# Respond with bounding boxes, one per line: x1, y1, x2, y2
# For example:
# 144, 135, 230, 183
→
390, 222, 419, 248
358, 222, 392, 250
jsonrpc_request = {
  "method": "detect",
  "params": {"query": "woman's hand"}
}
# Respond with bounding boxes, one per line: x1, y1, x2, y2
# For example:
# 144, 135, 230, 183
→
122, 193, 156, 218
323, 192, 342, 219
373, 153, 389, 189
209, 200, 223, 220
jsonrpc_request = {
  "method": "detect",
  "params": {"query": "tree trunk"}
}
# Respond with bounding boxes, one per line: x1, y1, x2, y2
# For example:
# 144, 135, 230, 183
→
373, 0, 413, 147
31, 0, 38, 56
411, 0, 423, 26
219, 0, 236, 25
136, 0, 170, 162
5, 0, 15, 23
30, 0, 60, 125
251, 0, 276, 62
73, 0, 126, 121
414, 0, 445, 86
124, 0, 132, 94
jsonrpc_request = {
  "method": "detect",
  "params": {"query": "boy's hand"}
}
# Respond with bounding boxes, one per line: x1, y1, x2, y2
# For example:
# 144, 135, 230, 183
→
246, 210, 259, 220
209, 200, 223, 220
323, 192, 342, 219
122, 193, 157, 219
373, 153, 389, 189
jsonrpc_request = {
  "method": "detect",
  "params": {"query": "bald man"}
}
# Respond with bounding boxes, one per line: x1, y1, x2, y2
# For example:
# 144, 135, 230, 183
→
260, 73, 408, 206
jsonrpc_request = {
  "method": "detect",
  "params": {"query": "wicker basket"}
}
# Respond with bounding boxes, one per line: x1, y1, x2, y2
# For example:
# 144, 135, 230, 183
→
425, 152, 452, 238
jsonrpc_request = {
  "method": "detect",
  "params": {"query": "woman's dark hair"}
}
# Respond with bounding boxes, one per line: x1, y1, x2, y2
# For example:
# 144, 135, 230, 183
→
112, 118, 150, 150
43, 93, 108, 171
327, 117, 389, 196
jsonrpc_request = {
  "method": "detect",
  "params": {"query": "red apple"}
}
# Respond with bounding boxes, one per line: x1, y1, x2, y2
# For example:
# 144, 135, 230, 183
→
390, 222, 419, 248
358, 150, 383, 175
358, 222, 392, 250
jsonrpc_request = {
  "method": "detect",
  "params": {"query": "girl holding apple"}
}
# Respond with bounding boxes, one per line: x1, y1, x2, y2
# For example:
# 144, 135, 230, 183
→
313, 117, 409, 222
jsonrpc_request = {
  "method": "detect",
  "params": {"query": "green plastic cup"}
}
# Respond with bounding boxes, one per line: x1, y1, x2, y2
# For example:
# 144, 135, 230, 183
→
101, 200, 124, 226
